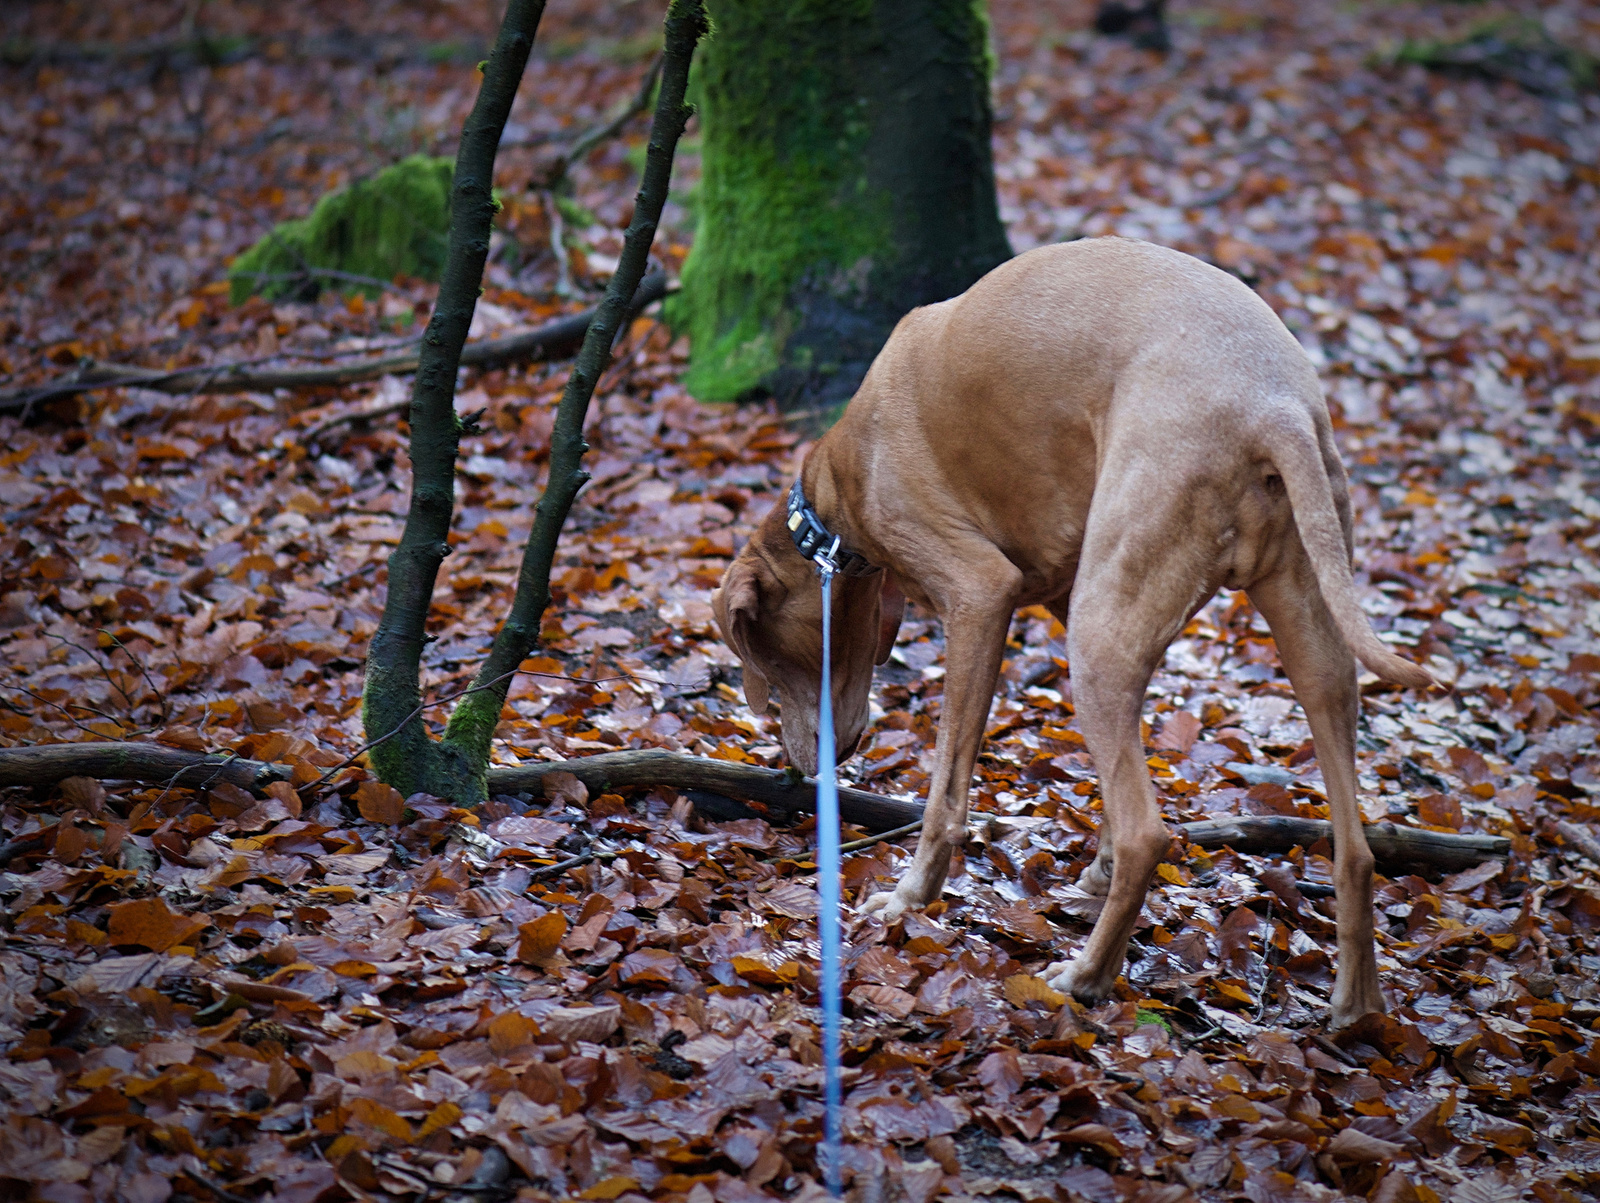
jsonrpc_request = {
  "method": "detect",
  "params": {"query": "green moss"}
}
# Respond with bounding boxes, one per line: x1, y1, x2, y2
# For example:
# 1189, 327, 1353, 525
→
1134, 1009, 1173, 1035
1394, 16, 1596, 94
228, 154, 455, 304
668, 0, 1010, 410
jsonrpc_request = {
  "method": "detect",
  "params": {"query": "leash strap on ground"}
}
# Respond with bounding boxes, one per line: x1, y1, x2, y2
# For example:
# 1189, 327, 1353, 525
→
815, 557, 844, 1196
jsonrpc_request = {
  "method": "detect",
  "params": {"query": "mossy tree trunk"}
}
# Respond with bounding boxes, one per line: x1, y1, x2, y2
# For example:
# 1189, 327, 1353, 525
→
673, 0, 1011, 412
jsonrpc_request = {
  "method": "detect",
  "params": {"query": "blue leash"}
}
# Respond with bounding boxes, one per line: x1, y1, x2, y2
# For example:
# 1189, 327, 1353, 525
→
814, 557, 844, 1196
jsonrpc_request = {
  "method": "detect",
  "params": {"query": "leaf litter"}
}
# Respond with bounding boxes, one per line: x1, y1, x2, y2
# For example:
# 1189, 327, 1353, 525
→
1, 1, 1599, 1201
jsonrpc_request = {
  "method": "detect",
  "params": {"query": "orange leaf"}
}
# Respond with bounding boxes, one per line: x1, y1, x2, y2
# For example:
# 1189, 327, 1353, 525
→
356, 780, 405, 825
416, 1101, 461, 1140
487, 1011, 539, 1057
348, 1097, 412, 1142
106, 897, 210, 953
580, 1178, 640, 1200
516, 911, 568, 965
731, 955, 783, 986
1155, 863, 1189, 886
1002, 974, 1066, 1010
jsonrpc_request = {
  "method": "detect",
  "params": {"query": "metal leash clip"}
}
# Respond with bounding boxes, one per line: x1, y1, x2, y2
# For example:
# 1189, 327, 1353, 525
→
813, 535, 841, 578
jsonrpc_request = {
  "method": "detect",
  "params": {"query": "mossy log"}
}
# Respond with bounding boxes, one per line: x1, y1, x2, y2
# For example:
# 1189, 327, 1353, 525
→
671, 0, 1012, 413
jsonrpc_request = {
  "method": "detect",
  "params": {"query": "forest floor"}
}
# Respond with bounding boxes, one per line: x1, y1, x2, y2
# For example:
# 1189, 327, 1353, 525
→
2, 1, 1600, 1201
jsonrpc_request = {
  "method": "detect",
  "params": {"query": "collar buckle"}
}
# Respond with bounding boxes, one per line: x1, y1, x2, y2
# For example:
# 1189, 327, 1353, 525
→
787, 478, 877, 577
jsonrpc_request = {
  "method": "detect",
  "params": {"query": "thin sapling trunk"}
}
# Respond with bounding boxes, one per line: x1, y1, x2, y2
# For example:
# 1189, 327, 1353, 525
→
442, 0, 708, 788
363, 0, 707, 802
361, 0, 549, 799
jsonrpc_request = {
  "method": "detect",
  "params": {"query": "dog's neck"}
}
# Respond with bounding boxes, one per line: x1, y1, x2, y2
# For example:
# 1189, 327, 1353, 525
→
799, 425, 875, 568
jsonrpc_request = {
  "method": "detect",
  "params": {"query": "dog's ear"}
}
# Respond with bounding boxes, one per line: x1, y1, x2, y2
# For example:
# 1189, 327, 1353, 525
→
712, 558, 772, 713
875, 572, 905, 666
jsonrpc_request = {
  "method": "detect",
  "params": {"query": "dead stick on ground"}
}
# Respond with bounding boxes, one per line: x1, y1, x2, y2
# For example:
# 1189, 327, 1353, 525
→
0, 743, 1514, 868
0, 272, 670, 412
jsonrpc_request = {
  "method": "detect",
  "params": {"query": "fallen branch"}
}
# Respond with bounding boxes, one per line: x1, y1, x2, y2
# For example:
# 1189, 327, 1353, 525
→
0, 744, 288, 791
488, 750, 924, 832
1180, 815, 1510, 873
0, 743, 1515, 869
0, 271, 670, 413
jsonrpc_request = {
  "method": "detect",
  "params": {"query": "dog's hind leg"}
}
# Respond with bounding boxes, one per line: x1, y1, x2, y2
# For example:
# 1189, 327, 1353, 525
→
1041, 523, 1200, 1004
860, 545, 1022, 922
1247, 559, 1385, 1027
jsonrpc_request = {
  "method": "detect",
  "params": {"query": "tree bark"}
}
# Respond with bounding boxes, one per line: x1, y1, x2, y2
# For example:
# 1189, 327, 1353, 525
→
671, 0, 1011, 413
358, 0, 550, 802
361, 0, 707, 803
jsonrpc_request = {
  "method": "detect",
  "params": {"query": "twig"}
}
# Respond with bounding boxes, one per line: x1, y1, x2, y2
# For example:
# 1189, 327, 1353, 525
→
0, 272, 670, 412
319, 559, 383, 590
509, 55, 662, 165
0, 740, 1518, 869
228, 267, 401, 293
2, 684, 127, 741
298, 400, 410, 447
0, 831, 49, 869
527, 850, 595, 881
97, 629, 172, 728
542, 189, 575, 297
178, 1169, 252, 1203
840, 819, 923, 854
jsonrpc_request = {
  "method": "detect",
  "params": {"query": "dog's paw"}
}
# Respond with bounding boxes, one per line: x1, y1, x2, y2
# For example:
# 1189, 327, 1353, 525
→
1329, 989, 1386, 1030
1040, 956, 1115, 1005
858, 887, 920, 923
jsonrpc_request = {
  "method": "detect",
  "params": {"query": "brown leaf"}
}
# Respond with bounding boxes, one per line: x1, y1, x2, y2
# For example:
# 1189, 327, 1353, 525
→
105, 897, 210, 952
487, 1011, 539, 1058
619, 948, 683, 986
1325, 1126, 1403, 1163
539, 1004, 619, 1044
849, 984, 917, 1019
348, 1096, 412, 1142
155, 725, 208, 752
1416, 793, 1463, 830
516, 911, 568, 964
58, 776, 105, 814
1002, 974, 1066, 1010
356, 780, 405, 825
1153, 710, 1201, 754
542, 771, 588, 809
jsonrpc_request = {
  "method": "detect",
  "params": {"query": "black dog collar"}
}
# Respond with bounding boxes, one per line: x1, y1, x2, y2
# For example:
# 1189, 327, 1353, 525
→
787, 478, 880, 577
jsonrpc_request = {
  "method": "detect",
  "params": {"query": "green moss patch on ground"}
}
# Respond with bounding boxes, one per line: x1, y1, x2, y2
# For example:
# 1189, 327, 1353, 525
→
228, 154, 454, 303
1395, 15, 1597, 95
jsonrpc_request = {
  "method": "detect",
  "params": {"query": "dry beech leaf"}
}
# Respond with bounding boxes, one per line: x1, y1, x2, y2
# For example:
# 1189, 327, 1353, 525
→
516, 911, 567, 965
1002, 974, 1066, 1010
539, 1004, 619, 1045
105, 897, 210, 953
542, 771, 588, 809
356, 780, 405, 825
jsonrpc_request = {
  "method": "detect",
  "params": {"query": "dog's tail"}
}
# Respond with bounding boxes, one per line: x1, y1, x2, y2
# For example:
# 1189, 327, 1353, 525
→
1271, 414, 1438, 690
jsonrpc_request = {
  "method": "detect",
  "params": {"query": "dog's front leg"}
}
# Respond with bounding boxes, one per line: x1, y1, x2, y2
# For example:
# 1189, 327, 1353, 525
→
861, 575, 1018, 922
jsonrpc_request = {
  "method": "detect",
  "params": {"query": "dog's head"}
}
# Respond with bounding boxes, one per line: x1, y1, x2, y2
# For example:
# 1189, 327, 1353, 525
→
712, 501, 903, 775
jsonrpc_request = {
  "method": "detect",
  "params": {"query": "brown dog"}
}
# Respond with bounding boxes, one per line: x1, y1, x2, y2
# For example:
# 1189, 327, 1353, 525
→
711, 237, 1433, 1028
